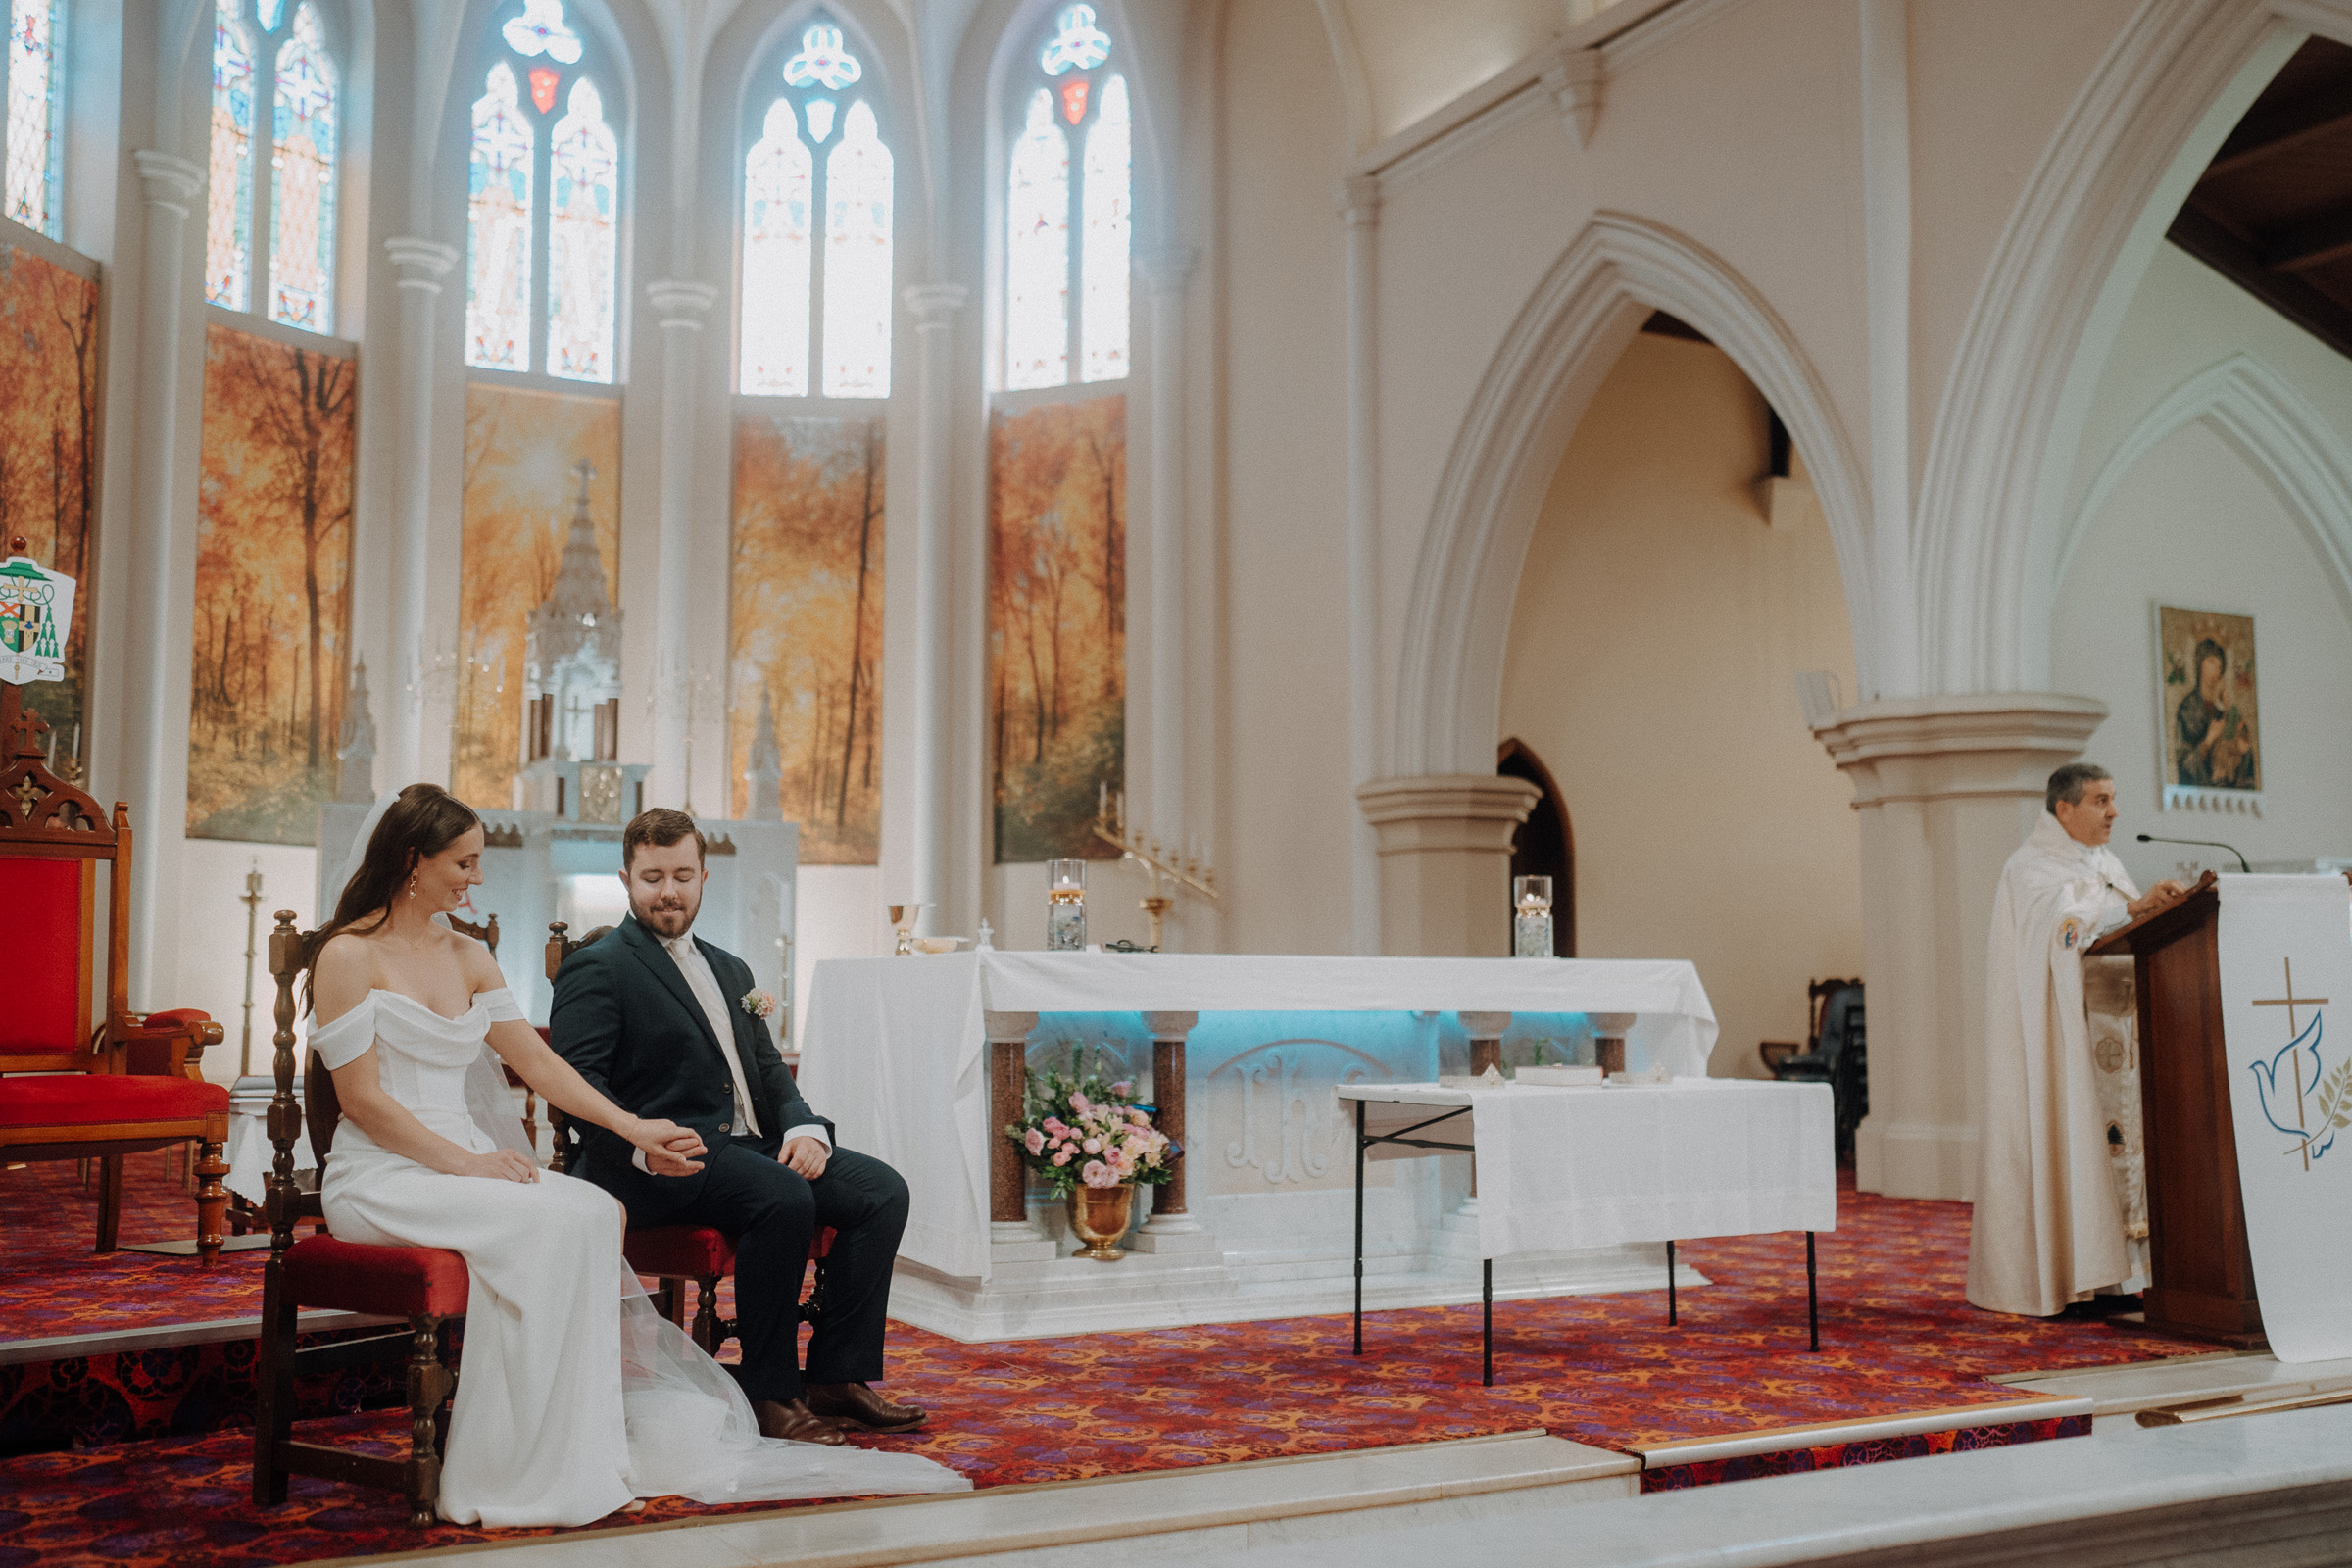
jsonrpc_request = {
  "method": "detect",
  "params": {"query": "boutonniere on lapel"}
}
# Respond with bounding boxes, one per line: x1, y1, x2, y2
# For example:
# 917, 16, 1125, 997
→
740, 988, 778, 1020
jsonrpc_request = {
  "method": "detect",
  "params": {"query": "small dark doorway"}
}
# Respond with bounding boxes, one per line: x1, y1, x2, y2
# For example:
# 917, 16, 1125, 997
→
1498, 737, 1573, 956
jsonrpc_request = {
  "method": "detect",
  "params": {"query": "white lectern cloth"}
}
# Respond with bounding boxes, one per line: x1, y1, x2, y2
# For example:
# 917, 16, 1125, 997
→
1339, 1080, 1836, 1258
798, 952, 1720, 1280
2215, 874, 2352, 1363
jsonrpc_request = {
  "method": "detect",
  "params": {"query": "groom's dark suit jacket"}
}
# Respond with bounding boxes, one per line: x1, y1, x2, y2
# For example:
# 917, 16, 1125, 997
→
549, 913, 828, 1199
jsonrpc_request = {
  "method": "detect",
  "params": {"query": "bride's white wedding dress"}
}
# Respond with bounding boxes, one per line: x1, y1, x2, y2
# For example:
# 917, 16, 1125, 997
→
313, 984, 969, 1527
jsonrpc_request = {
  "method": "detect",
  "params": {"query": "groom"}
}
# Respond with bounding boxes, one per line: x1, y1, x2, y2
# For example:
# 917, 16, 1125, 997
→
551, 808, 926, 1446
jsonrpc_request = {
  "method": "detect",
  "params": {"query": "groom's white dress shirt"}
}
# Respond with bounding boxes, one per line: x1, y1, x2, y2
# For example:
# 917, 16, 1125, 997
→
631, 929, 828, 1170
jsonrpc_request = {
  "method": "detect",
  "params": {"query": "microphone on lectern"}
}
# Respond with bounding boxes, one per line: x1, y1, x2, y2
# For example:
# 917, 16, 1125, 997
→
2135, 833, 2251, 873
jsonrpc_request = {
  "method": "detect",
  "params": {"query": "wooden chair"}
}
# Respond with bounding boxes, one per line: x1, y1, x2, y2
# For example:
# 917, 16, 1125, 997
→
0, 676, 231, 1259
251, 913, 466, 1528
542, 919, 832, 1356
1761, 978, 1868, 1162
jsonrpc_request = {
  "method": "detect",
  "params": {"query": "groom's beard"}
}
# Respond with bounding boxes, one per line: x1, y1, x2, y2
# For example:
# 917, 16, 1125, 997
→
631, 888, 701, 939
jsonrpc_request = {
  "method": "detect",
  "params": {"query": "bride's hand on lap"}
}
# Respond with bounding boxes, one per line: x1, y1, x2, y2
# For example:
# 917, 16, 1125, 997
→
458, 1149, 541, 1183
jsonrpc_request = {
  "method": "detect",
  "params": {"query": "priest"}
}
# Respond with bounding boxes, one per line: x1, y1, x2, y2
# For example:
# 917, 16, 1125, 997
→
1967, 763, 2190, 1318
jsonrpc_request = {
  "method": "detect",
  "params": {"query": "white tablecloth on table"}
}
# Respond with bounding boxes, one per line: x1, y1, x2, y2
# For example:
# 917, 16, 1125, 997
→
1337, 1079, 1837, 1258
798, 951, 1722, 1281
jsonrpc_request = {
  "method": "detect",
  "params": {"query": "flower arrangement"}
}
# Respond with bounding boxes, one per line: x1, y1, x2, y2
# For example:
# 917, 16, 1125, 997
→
739, 988, 778, 1020
1004, 1047, 1179, 1196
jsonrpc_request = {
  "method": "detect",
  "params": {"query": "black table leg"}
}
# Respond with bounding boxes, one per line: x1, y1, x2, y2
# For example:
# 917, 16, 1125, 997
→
1352, 1099, 1365, 1357
1806, 1231, 1820, 1351
1482, 1257, 1494, 1388
1667, 1239, 1677, 1326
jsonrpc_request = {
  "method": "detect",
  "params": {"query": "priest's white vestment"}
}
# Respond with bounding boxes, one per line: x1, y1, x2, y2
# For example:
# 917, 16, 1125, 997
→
1967, 812, 2151, 1316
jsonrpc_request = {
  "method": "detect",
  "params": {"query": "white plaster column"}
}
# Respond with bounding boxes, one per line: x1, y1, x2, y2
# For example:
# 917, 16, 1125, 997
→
1337, 175, 1382, 956
121, 150, 203, 1005
647, 279, 718, 810
1811, 694, 2106, 1200
904, 282, 966, 933
1354, 775, 1538, 957
1859, 0, 1919, 698
1137, 246, 1197, 917
380, 237, 458, 791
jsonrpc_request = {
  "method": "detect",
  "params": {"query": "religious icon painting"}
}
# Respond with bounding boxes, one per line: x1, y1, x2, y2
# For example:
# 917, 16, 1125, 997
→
2156, 603, 2261, 816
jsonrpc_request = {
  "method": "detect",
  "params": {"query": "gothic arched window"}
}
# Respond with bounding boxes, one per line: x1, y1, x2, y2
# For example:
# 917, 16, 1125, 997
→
1004, 4, 1127, 390
738, 18, 894, 398
206, 0, 341, 331
467, 0, 622, 383
5, 0, 65, 240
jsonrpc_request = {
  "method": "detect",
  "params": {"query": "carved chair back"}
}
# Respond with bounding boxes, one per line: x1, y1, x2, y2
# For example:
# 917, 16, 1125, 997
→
0, 678, 131, 1075
447, 912, 500, 954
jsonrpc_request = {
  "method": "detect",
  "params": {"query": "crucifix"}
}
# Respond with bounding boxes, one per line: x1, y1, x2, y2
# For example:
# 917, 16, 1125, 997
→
2253, 956, 2329, 1170
570, 457, 596, 504
562, 692, 591, 760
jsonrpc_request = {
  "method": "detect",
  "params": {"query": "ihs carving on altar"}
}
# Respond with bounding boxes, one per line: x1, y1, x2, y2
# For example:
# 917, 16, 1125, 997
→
1091, 782, 1216, 952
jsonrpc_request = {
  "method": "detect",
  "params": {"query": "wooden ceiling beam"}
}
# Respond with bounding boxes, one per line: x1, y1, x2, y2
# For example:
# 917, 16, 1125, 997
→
2203, 79, 2352, 180
2265, 206, 2352, 272
2169, 203, 2352, 362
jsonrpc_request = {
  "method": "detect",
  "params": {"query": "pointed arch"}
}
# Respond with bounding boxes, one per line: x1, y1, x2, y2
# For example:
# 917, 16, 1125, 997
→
269, 2, 339, 330
2060, 352, 2352, 630
1910, 0, 2352, 694
1393, 213, 1871, 776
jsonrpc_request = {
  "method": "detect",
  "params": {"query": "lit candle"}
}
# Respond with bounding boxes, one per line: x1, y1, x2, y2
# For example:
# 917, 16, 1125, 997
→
1116, 791, 1126, 834
1100, 780, 1109, 820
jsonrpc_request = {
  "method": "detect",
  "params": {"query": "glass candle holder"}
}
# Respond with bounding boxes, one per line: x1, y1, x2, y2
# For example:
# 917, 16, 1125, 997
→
1512, 874, 1554, 959
1047, 858, 1088, 952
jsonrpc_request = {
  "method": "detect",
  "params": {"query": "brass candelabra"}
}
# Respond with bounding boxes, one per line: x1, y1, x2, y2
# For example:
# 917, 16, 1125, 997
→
1090, 787, 1216, 951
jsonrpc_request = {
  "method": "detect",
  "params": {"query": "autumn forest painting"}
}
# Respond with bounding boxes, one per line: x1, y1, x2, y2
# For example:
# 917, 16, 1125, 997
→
729, 412, 884, 864
455, 384, 622, 810
990, 396, 1125, 863
189, 324, 357, 843
0, 244, 99, 760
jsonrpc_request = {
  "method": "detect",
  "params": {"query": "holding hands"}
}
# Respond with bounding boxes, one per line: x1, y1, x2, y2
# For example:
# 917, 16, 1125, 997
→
630, 1117, 709, 1177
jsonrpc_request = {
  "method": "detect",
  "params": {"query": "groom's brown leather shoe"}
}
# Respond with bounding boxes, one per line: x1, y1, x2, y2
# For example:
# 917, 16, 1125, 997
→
753, 1398, 850, 1446
806, 1381, 929, 1433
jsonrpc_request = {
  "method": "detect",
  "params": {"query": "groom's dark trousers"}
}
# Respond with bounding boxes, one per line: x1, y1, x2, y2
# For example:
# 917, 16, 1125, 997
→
550, 914, 908, 1404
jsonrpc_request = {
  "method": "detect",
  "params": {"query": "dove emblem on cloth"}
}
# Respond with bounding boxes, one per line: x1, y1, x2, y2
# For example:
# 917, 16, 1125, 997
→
2248, 1011, 2338, 1161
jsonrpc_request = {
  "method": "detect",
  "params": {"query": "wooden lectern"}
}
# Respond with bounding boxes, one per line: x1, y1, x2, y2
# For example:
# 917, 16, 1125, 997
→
2085, 871, 2265, 1348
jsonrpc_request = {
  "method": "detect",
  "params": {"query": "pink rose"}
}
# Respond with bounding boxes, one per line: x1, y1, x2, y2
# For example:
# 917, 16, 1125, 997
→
1043, 1117, 1067, 1136
1069, 1093, 1092, 1114
1053, 1149, 1072, 1166
1082, 1138, 1102, 1154
1109, 1080, 1133, 1097
1081, 1159, 1117, 1189
1024, 1128, 1045, 1156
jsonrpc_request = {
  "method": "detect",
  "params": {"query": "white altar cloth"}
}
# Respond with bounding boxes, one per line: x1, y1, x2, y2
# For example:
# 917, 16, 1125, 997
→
1338, 1080, 1836, 1259
799, 952, 1720, 1281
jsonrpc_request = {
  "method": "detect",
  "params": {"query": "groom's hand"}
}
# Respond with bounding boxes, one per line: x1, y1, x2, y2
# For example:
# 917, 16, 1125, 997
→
781, 1136, 830, 1180
630, 1117, 707, 1177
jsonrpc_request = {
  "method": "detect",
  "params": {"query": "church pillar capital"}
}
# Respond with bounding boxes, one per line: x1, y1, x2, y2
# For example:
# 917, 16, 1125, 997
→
1355, 775, 1541, 957
384, 236, 458, 292
132, 150, 202, 214
1333, 173, 1381, 228
902, 281, 967, 325
1811, 691, 2108, 1204
647, 278, 718, 328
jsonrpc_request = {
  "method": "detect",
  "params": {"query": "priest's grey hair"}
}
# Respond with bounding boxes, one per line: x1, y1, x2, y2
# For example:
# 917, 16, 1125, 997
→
2045, 762, 2112, 813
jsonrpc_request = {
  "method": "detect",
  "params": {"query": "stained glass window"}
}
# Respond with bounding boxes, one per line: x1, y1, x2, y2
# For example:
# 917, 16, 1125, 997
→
5, 0, 62, 239
546, 77, 616, 383
1004, 88, 1069, 391
206, 7, 256, 310
1006, 8, 1126, 390
466, 62, 534, 372
740, 100, 813, 396
1080, 75, 1128, 383
738, 18, 893, 401
822, 102, 892, 398
269, 4, 336, 331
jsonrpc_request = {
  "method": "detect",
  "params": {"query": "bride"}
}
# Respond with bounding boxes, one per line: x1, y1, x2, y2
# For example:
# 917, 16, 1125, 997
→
306, 783, 968, 1527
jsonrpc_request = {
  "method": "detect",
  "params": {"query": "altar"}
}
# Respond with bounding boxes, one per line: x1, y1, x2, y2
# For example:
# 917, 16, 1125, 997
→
799, 951, 1729, 1341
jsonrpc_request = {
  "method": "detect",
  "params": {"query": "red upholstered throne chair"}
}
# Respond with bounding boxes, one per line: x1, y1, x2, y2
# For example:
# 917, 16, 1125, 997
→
252, 913, 466, 1528
0, 676, 230, 1259
542, 921, 834, 1357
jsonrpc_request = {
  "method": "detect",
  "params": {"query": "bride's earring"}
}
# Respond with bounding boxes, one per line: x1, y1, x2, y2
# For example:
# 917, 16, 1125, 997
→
407, 868, 419, 899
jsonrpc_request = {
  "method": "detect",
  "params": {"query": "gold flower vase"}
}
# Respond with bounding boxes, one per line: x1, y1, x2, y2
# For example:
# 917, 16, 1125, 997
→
1066, 1184, 1136, 1261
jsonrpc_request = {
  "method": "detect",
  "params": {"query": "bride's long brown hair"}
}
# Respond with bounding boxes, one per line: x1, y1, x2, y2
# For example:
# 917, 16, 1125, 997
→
302, 783, 482, 1010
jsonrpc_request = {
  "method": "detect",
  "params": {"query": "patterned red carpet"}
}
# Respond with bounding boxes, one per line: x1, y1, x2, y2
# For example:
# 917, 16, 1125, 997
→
0, 1154, 2199, 1568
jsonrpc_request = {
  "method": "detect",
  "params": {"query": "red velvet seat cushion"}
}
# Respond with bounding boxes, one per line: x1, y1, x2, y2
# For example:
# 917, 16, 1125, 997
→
625, 1225, 735, 1278
283, 1235, 470, 1316
0, 1073, 228, 1129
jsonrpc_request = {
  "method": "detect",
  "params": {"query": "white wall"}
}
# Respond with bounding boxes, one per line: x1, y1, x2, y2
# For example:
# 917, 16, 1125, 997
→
1498, 331, 1864, 1076
173, 839, 321, 1085
2056, 246, 2352, 888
